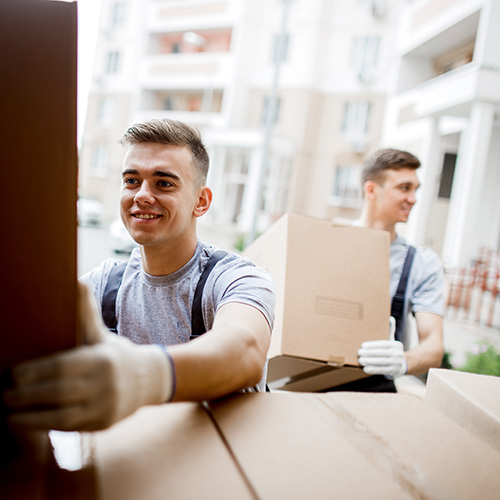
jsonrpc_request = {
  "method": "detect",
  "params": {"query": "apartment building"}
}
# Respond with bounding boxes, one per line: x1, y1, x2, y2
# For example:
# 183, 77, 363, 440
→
79, 0, 401, 248
381, 0, 500, 268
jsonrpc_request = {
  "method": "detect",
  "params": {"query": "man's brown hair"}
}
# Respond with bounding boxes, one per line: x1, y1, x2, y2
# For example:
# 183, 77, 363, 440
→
119, 118, 209, 187
362, 148, 421, 186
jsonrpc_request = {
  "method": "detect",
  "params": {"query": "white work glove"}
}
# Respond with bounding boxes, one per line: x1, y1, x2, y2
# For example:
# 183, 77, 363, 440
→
357, 317, 408, 378
3, 283, 175, 431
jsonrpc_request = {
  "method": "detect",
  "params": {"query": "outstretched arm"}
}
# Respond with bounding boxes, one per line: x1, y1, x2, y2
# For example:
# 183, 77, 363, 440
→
3, 285, 271, 431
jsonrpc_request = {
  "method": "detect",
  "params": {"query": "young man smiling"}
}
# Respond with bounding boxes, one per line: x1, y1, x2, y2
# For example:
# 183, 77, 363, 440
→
4, 119, 275, 431
332, 149, 445, 393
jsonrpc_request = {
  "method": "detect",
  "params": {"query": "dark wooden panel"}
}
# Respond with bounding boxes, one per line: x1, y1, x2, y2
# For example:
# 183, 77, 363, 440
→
0, 0, 79, 370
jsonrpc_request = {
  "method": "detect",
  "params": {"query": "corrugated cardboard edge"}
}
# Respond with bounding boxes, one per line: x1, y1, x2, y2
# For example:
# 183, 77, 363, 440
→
425, 369, 500, 453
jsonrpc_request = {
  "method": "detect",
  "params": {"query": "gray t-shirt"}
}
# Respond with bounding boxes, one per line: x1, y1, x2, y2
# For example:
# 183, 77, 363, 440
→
81, 241, 275, 390
390, 235, 444, 342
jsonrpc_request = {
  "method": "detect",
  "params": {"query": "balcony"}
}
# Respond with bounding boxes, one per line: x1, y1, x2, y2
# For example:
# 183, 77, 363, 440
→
402, 0, 481, 56
147, 0, 235, 33
139, 52, 233, 89
398, 62, 500, 119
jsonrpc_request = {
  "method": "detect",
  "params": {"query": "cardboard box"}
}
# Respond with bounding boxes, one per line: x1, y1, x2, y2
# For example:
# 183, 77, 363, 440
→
87, 391, 500, 499
209, 392, 500, 500
244, 214, 391, 391
425, 368, 500, 453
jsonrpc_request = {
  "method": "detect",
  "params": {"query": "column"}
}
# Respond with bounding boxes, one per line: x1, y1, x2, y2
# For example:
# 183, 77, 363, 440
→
441, 101, 495, 267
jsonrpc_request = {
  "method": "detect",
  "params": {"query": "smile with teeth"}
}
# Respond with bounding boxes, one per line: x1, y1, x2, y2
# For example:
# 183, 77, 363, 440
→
132, 213, 161, 220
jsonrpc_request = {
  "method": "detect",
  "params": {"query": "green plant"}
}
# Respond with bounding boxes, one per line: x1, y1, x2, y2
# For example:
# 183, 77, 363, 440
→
459, 343, 500, 377
440, 351, 453, 369
233, 234, 247, 253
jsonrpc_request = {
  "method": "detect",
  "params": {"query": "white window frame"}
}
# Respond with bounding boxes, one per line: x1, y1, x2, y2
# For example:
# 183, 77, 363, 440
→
341, 101, 371, 139
329, 164, 362, 208
105, 51, 120, 74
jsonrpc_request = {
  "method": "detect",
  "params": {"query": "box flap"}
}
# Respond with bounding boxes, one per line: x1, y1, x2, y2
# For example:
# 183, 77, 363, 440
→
267, 355, 369, 391
425, 368, 500, 453
208, 393, 411, 499
314, 392, 500, 499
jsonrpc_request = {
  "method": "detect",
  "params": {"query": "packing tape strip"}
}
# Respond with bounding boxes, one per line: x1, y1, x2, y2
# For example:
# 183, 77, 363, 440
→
327, 356, 345, 367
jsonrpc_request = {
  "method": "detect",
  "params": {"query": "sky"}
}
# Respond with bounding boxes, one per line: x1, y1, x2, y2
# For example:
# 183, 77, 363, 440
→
77, 0, 102, 145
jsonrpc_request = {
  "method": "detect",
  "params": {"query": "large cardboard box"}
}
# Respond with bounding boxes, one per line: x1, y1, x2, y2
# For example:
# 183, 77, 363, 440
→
87, 392, 500, 499
425, 368, 500, 453
244, 214, 391, 390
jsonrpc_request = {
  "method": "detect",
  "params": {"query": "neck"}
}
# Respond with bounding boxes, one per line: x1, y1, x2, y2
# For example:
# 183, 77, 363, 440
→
358, 206, 397, 241
140, 235, 198, 276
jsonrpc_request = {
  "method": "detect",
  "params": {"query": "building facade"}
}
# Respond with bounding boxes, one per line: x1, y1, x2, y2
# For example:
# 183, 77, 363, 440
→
79, 0, 400, 249
79, 0, 500, 266
381, 0, 500, 268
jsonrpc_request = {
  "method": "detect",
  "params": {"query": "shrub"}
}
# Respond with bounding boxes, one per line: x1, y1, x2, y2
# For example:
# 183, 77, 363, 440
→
459, 343, 500, 377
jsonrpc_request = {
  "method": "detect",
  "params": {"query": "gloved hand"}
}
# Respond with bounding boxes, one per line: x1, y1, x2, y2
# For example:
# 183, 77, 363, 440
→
357, 317, 407, 378
3, 283, 175, 431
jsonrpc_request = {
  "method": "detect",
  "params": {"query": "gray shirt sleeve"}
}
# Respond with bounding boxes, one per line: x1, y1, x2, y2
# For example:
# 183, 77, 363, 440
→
410, 247, 445, 316
202, 254, 276, 332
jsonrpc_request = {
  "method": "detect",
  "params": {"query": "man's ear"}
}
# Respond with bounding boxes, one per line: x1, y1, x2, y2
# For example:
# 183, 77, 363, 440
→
193, 186, 212, 218
363, 180, 377, 199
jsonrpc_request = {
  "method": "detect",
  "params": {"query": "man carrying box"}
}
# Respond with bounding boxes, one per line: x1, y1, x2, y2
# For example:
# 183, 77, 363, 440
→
3, 119, 275, 431
332, 149, 445, 392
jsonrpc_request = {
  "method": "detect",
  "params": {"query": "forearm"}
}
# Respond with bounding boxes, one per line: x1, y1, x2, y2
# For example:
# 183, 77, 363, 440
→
170, 329, 266, 401
404, 340, 444, 376
405, 312, 444, 376
170, 303, 271, 401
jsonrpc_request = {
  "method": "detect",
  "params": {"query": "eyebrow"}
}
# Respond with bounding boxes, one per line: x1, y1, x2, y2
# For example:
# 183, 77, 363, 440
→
121, 168, 181, 182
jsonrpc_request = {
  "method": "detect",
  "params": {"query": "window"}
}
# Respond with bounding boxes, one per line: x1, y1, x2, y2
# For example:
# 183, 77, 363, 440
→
105, 51, 120, 74
91, 146, 109, 178
261, 155, 292, 218
438, 153, 457, 199
271, 33, 290, 64
110, 2, 126, 28
331, 165, 361, 207
96, 97, 114, 127
341, 101, 371, 138
350, 35, 380, 78
261, 96, 281, 125
222, 148, 250, 223
163, 97, 175, 111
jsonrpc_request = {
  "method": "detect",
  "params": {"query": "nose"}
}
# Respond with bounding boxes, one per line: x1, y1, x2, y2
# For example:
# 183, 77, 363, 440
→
407, 190, 417, 205
134, 181, 155, 205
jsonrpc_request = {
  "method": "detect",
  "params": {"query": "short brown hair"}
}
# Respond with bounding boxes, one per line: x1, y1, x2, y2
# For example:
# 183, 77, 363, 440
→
119, 118, 209, 186
362, 148, 421, 186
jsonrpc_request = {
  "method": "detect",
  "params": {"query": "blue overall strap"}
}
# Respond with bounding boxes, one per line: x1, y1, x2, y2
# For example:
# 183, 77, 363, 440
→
101, 260, 128, 333
391, 245, 416, 342
190, 250, 228, 340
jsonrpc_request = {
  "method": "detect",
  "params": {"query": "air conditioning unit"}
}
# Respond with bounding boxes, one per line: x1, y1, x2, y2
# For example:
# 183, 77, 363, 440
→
371, 0, 387, 20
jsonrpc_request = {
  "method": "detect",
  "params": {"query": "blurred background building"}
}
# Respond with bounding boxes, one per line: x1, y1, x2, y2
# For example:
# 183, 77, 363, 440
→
78, 0, 500, 268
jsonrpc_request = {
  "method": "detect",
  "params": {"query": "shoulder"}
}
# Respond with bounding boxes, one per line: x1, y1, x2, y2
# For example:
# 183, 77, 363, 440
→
200, 242, 270, 276
413, 245, 443, 276
79, 250, 140, 303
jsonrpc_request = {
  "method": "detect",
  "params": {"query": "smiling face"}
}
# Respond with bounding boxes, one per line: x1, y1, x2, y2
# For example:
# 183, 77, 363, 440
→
120, 142, 211, 255
368, 167, 420, 227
